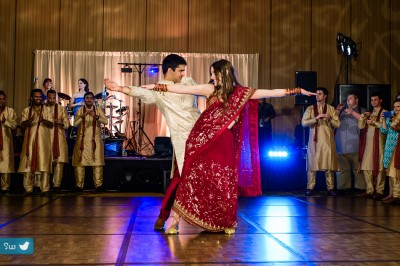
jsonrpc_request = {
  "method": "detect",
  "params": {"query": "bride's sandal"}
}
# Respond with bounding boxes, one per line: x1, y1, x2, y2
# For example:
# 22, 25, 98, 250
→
166, 213, 180, 235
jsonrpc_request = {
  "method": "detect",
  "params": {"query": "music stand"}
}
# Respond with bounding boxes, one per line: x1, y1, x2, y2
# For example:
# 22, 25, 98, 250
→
118, 62, 161, 155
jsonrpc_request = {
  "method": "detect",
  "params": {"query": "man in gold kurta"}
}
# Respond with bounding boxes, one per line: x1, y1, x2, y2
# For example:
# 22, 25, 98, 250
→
72, 92, 108, 192
0, 91, 17, 195
47, 90, 70, 193
105, 54, 201, 230
358, 93, 387, 199
302, 87, 340, 196
18, 89, 53, 195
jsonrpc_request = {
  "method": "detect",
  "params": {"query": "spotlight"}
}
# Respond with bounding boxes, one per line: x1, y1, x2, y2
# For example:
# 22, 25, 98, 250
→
121, 65, 133, 73
336, 33, 358, 58
268, 151, 288, 158
149, 66, 159, 74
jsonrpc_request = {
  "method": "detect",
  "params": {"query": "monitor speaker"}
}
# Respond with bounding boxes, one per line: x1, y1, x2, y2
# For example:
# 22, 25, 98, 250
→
295, 71, 317, 105
334, 84, 366, 109
366, 84, 391, 111
154, 137, 172, 157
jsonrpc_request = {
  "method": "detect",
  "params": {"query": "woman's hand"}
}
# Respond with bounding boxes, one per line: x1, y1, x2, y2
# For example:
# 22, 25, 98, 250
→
301, 89, 316, 96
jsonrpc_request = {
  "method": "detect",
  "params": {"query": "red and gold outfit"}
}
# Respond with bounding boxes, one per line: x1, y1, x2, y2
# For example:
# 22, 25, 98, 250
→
48, 104, 70, 188
172, 86, 260, 232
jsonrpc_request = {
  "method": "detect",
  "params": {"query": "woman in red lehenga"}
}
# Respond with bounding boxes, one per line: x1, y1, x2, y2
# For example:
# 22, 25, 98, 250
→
145, 59, 315, 234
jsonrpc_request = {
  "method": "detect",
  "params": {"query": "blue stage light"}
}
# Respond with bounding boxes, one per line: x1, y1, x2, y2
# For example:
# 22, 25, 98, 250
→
268, 151, 288, 158
149, 66, 159, 74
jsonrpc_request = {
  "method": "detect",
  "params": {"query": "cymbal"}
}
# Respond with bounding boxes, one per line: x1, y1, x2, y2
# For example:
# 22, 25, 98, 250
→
106, 115, 120, 119
94, 91, 109, 99
58, 92, 71, 100
115, 106, 129, 113
106, 105, 118, 108
114, 120, 124, 124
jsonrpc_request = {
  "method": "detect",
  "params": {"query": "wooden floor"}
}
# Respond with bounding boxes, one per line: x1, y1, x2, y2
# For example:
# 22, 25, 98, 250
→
1, 191, 400, 265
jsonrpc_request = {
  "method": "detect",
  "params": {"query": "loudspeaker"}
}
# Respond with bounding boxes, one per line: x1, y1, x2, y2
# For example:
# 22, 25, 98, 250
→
334, 84, 367, 109
295, 71, 317, 105
366, 84, 391, 111
154, 137, 172, 157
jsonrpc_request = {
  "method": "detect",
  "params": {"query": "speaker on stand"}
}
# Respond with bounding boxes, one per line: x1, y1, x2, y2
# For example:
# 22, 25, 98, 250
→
295, 71, 317, 148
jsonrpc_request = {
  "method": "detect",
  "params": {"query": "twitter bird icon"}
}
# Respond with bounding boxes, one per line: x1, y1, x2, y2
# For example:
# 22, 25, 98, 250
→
19, 242, 30, 251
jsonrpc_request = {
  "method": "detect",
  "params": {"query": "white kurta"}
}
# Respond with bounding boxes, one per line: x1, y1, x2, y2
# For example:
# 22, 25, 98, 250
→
127, 77, 201, 174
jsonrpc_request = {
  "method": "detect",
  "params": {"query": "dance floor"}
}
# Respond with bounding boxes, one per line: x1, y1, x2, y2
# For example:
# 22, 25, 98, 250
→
1, 192, 400, 265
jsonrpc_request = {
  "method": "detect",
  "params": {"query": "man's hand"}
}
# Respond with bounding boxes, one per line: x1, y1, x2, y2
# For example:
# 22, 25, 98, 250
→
336, 103, 344, 112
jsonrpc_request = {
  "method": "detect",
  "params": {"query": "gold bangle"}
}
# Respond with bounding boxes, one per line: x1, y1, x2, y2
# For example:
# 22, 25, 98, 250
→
154, 83, 168, 92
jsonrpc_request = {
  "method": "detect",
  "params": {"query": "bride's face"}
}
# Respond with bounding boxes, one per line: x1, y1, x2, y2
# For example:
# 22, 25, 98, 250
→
210, 67, 222, 86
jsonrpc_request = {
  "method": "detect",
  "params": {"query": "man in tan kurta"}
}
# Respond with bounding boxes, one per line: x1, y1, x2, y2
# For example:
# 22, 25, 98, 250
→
0, 91, 17, 195
358, 93, 387, 199
47, 90, 70, 193
105, 54, 201, 230
302, 87, 340, 196
18, 89, 53, 195
72, 92, 108, 192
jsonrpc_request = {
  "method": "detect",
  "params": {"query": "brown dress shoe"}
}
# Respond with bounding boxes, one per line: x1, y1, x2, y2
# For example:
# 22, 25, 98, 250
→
382, 197, 400, 204
374, 193, 384, 200
154, 217, 165, 230
328, 189, 337, 196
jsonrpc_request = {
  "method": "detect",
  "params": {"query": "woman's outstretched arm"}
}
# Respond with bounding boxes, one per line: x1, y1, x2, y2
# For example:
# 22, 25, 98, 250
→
251, 88, 315, 99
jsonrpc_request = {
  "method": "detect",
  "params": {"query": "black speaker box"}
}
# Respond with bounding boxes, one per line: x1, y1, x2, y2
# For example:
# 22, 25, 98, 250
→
154, 137, 172, 157
366, 84, 391, 111
295, 71, 317, 106
334, 84, 367, 109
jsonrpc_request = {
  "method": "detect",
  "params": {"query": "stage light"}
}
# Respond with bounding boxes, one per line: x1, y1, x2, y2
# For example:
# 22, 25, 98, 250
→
149, 66, 159, 74
268, 151, 288, 158
336, 32, 358, 58
121, 65, 133, 73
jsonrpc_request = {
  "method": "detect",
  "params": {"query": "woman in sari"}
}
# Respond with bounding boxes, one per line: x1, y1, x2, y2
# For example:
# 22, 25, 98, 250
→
143, 59, 315, 234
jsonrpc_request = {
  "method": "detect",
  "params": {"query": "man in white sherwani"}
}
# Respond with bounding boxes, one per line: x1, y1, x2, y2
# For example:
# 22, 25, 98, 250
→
302, 87, 340, 196
105, 54, 201, 230
0, 91, 17, 195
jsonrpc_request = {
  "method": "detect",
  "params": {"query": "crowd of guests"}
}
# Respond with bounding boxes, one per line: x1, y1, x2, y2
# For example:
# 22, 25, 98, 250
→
302, 88, 400, 204
0, 81, 108, 196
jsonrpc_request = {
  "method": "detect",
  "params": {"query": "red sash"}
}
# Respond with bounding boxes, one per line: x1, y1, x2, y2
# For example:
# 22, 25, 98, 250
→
358, 108, 383, 177
52, 104, 60, 160
26, 105, 43, 172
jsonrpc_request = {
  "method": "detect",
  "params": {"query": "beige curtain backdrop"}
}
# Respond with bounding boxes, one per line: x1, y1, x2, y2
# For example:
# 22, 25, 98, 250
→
34, 50, 259, 154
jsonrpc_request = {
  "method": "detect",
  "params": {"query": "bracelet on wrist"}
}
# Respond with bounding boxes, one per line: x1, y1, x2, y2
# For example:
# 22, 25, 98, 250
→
154, 83, 168, 92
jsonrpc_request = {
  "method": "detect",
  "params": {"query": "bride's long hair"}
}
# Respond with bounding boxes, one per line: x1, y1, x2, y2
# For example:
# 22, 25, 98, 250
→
210, 59, 241, 105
